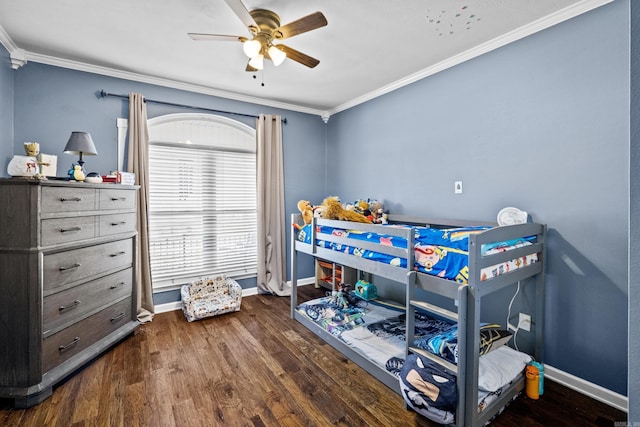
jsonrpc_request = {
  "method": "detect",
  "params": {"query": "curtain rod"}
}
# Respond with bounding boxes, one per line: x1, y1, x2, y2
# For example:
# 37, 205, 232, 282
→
98, 90, 287, 124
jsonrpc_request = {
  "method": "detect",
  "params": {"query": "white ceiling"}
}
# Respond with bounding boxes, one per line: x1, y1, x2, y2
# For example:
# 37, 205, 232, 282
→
0, 0, 611, 118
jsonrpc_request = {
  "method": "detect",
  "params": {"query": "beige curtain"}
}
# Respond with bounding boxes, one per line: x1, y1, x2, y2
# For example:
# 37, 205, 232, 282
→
127, 93, 155, 322
256, 114, 290, 296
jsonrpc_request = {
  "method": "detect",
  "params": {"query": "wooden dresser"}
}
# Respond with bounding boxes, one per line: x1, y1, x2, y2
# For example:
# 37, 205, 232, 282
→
0, 179, 139, 408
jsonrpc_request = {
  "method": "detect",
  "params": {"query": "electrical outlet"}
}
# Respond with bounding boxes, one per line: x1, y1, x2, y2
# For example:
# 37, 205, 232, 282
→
454, 181, 463, 194
518, 313, 531, 332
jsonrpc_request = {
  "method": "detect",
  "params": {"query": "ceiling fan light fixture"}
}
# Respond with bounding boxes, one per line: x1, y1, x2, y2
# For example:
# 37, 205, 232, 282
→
268, 45, 286, 66
243, 39, 262, 58
249, 53, 264, 70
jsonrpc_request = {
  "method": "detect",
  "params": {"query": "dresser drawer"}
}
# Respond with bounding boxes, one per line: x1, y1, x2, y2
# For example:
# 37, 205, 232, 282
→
42, 297, 132, 373
98, 213, 137, 237
43, 238, 133, 292
43, 268, 133, 336
41, 216, 96, 246
99, 188, 136, 211
41, 186, 96, 213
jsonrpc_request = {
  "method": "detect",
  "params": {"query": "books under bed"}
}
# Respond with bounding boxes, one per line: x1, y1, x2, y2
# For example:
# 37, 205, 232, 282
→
289, 213, 545, 426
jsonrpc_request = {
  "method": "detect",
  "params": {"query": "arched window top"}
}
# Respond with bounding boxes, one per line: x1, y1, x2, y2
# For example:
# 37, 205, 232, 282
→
148, 113, 256, 152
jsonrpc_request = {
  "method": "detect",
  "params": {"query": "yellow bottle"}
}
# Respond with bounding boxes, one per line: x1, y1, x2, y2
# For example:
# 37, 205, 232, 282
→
525, 365, 540, 399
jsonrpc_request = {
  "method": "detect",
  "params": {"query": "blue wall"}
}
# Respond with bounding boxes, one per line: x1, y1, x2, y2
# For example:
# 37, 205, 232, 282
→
326, 1, 629, 395
0, 46, 13, 166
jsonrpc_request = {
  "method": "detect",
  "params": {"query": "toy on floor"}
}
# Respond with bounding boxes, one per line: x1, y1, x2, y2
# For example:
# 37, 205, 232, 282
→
181, 275, 242, 322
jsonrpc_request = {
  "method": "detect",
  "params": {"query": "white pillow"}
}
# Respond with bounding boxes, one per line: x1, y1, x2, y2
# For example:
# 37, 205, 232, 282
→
478, 346, 532, 392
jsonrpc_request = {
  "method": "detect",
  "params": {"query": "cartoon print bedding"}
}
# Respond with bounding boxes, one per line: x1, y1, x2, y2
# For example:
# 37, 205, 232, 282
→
296, 296, 531, 424
296, 223, 538, 284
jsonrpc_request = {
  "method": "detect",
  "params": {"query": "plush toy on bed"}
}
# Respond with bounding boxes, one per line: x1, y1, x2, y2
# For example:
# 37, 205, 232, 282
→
294, 199, 314, 230
328, 285, 350, 309
370, 200, 388, 224
321, 196, 372, 223
354, 199, 371, 217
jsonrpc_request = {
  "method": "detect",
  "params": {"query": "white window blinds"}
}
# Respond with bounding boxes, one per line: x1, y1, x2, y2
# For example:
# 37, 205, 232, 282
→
147, 114, 257, 291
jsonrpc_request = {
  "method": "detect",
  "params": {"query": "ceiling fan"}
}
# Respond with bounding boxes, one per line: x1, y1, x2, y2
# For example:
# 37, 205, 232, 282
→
188, 0, 328, 72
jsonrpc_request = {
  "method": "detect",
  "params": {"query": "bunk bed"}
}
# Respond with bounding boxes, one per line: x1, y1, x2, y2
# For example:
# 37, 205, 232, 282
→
289, 213, 545, 426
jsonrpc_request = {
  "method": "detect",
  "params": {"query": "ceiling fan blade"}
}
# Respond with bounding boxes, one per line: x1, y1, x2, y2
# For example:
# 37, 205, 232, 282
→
224, 0, 258, 31
188, 33, 247, 42
278, 45, 320, 68
274, 12, 327, 40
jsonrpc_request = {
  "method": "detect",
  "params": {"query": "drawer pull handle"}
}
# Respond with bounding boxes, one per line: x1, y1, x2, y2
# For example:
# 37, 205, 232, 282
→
111, 197, 127, 201
60, 197, 82, 202
111, 312, 126, 323
60, 226, 82, 233
110, 281, 126, 290
59, 263, 81, 272
59, 337, 80, 353
110, 221, 126, 226
59, 300, 81, 313
109, 251, 126, 257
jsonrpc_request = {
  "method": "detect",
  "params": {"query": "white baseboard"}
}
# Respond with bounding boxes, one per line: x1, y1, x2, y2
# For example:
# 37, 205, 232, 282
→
154, 301, 183, 314
544, 364, 628, 412
153, 280, 627, 413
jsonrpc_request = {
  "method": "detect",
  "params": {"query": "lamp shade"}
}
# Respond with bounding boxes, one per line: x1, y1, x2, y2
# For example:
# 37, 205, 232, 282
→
249, 54, 264, 70
268, 45, 286, 66
64, 131, 98, 156
243, 39, 262, 59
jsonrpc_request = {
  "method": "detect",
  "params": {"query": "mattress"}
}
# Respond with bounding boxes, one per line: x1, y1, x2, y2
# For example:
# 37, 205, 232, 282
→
296, 296, 531, 424
296, 223, 538, 284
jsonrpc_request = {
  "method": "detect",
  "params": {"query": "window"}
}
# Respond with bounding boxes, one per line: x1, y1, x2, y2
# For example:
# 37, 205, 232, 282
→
147, 113, 257, 291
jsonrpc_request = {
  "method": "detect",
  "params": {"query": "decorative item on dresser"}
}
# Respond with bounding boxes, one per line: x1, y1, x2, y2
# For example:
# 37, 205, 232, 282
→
63, 131, 98, 181
0, 178, 139, 408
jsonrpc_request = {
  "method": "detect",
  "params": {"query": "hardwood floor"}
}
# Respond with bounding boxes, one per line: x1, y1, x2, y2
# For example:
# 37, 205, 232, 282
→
1, 286, 626, 427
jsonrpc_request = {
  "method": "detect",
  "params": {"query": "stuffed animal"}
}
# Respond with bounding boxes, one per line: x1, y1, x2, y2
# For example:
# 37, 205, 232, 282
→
355, 199, 371, 217
370, 200, 388, 224
321, 196, 372, 223
299, 200, 314, 224
293, 199, 314, 230
69, 165, 84, 182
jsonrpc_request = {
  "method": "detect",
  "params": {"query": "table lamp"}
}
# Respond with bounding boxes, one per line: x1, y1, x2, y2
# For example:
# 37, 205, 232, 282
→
64, 131, 98, 172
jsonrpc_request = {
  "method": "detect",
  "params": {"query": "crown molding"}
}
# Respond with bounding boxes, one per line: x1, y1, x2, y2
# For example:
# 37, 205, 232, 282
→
0, 24, 17, 52
21, 51, 329, 119
327, 0, 613, 116
0, 24, 27, 69
1, 0, 611, 121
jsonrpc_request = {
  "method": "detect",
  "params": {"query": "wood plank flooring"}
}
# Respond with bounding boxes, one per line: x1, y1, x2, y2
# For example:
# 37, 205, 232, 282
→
0, 286, 627, 426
